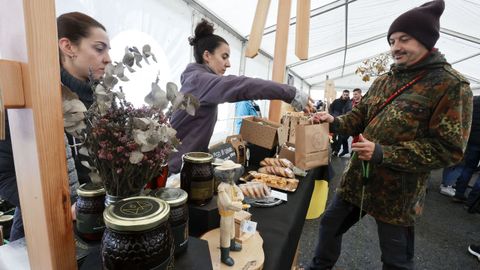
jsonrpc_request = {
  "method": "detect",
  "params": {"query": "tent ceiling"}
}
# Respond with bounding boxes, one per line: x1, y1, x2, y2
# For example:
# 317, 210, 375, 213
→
193, 0, 480, 91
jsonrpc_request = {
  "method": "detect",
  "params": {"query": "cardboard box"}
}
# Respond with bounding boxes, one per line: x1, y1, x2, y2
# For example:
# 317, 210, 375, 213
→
240, 117, 286, 149
234, 210, 253, 243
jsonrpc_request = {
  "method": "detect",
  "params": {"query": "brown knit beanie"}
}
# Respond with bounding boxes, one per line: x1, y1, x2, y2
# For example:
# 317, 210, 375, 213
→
387, 0, 445, 50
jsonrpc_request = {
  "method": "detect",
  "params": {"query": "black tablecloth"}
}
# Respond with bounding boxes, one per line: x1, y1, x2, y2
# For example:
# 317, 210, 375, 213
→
79, 236, 212, 270
250, 166, 324, 270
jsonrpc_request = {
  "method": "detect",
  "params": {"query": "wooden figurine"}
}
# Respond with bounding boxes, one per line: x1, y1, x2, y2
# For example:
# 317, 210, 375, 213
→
214, 160, 249, 266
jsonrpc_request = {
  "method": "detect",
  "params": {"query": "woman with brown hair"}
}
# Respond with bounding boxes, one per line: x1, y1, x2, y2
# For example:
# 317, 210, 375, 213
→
0, 12, 111, 241
168, 19, 313, 174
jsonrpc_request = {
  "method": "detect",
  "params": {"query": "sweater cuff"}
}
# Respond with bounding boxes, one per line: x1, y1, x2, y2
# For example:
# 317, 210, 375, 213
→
371, 143, 383, 164
290, 89, 308, 111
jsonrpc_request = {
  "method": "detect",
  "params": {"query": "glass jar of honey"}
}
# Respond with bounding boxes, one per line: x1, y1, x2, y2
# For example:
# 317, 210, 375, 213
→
76, 183, 106, 241
150, 188, 189, 255
101, 196, 174, 270
181, 152, 214, 206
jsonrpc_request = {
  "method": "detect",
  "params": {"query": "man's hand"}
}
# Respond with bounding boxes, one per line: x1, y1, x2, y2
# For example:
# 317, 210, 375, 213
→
351, 134, 375, 161
310, 111, 334, 124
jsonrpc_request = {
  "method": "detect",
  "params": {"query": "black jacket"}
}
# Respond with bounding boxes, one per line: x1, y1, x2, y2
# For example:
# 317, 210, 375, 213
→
329, 98, 351, 117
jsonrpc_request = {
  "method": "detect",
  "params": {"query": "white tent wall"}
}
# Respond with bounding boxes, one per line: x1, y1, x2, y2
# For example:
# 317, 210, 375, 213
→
55, 0, 283, 147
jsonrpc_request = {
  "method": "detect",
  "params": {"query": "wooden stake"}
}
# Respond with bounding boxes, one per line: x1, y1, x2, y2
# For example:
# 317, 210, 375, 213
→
245, 0, 271, 58
5, 0, 76, 268
269, 0, 292, 123
295, 0, 310, 60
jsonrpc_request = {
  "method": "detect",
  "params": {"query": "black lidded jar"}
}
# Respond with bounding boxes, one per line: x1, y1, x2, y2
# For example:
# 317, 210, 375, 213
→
150, 188, 189, 255
180, 152, 214, 206
101, 196, 174, 270
76, 183, 106, 241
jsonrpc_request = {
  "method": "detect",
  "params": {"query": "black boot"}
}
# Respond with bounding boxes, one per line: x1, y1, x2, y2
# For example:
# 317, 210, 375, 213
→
221, 247, 234, 266
230, 239, 242, 251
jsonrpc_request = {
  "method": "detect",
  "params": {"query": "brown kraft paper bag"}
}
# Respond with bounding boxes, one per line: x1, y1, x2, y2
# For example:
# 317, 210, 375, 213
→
295, 123, 329, 170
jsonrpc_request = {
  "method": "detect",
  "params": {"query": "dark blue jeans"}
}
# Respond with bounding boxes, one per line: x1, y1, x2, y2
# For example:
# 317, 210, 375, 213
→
308, 195, 414, 270
455, 143, 480, 206
0, 176, 24, 241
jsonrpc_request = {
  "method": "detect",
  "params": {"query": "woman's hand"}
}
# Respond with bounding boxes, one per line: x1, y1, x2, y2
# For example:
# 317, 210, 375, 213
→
303, 97, 316, 114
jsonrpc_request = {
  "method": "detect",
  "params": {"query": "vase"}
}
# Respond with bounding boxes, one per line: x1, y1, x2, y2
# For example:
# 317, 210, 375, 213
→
104, 192, 141, 207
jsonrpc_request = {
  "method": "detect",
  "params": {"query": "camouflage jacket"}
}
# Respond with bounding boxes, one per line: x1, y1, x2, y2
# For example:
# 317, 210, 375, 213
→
334, 50, 473, 226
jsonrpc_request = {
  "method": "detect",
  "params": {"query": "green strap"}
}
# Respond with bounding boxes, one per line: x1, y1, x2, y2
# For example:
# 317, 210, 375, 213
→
352, 152, 371, 185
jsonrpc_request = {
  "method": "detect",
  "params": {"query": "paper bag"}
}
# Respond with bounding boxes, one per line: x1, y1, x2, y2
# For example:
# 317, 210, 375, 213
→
295, 123, 329, 170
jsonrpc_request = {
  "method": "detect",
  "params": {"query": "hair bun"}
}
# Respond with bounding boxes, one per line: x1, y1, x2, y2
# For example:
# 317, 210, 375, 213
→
190, 19, 214, 45
188, 36, 197, 46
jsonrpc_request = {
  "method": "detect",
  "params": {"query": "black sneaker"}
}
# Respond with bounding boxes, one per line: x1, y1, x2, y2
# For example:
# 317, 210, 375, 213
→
452, 194, 467, 203
463, 205, 476, 214
468, 245, 480, 261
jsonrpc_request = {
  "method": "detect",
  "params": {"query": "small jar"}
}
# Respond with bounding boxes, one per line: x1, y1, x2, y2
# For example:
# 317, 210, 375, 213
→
150, 188, 189, 255
76, 183, 106, 241
101, 196, 174, 270
181, 152, 214, 206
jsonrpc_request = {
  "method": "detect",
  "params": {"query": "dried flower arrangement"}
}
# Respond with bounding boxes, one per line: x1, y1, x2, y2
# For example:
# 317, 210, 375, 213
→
355, 53, 392, 82
63, 45, 199, 197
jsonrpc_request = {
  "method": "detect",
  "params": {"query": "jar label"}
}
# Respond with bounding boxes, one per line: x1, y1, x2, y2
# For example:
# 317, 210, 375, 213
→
172, 221, 189, 253
190, 180, 214, 200
76, 212, 105, 234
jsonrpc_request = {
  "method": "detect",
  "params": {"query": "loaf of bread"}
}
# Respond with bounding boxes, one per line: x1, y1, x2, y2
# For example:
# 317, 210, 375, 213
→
239, 182, 271, 199
259, 158, 293, 168
258, 166, 295, 178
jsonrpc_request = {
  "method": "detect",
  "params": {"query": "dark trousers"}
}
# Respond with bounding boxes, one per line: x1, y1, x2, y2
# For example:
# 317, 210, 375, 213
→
0, 176, 24, 241
454, 143, 480, 207
308, 195, 414, 270
332, 134, 349, 154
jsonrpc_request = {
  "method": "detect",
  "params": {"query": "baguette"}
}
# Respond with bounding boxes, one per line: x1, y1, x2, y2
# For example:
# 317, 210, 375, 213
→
259, 158, 293, 168
258, 166, 295, 178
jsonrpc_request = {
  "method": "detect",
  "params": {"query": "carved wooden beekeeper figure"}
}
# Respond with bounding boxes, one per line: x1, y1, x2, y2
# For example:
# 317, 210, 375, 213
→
214, 160, 249, 266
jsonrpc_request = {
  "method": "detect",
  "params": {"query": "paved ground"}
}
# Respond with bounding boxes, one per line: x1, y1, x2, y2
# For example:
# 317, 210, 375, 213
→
298, 156, 480, 270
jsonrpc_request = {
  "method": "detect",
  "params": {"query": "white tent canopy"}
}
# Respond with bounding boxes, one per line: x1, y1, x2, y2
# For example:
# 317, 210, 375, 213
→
193, 0, 480, 94
50, 0, 480, 142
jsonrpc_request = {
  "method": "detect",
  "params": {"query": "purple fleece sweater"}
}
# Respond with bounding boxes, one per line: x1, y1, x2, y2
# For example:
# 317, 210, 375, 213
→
168, 63, 297, 174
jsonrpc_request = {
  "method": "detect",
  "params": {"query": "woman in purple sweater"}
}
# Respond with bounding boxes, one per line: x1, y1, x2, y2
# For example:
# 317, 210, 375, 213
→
168, 19, 311, 174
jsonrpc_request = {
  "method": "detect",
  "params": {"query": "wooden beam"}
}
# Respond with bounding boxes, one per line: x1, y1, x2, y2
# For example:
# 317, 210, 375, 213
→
7, 0, 76, 269
295, 0, 310, 60
269, 0, 292, 123
245, 0, 271, 58
0, 60, 25, 108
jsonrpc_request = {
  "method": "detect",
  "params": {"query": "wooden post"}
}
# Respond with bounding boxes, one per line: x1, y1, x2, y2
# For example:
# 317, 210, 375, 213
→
245, 0, 271, 58
0, 60, 25, 108
295, 0, 310, 60
269, 0, 292, 123
2, 0, 77, 269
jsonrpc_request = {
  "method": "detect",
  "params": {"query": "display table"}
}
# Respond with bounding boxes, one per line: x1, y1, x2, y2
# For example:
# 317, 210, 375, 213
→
249, 166, 323, 270
0, 166, 324, 270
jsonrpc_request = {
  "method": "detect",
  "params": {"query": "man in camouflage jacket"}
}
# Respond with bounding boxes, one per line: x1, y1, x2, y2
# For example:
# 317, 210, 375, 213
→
307, 1, 473, 269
